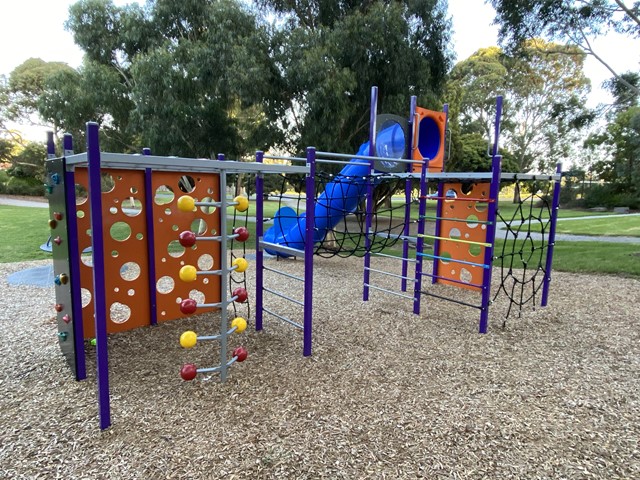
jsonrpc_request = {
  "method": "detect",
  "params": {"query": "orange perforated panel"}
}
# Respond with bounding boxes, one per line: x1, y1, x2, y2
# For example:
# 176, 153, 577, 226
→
412, 107, 446, 173
151, 171, 221, 322
435, 182, 490, 292
74, 167, 151, 337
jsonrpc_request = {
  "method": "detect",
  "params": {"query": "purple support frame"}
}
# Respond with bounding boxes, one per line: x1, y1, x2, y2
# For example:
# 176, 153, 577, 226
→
478, 96, 504, 334
303, 147, 316, 356
86, 122, 111, 429
46, 131, 55, 158
142, 148, 158, 326
255, 151, 264, 332
401, 96, 418, 292
63, 134, 87, 381
413, 151, 429, 314
541, 162, 562, 306
362, 86, 378, 301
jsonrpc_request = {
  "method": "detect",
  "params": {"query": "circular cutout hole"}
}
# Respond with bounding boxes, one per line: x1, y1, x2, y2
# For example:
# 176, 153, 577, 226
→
101, 173, 115, 193
460, 268, 472, 283
475, 202, 488, 213
449, 228, 461, 240
439, 251, 452, 264
110, 302, 131, 324
109, 206, 118, 215
128, 289, 135, 296
168, 240, 185, 258
81, 288, 92, 308
81, 253, 93, 267
191, 219, 208, 235
77, 210, 85, 218
165, 208, 172, 215
189, 289, 205, 304
178, 176, 196, 193
466, 214, 480, 229
122, 197, 142, 217
110, 222, 131, 241
199, 197, 216, 215
155, 185, 174, 205
75, 184, 88, 205
130, 187, 138, 194
469, 244, 482, 257
156, 276, 175, 294
136, 233, 144, 240
120, 262, 141, 281
197, 254, 214, 270
111, 250, 119, 257
114, 287, 120, 293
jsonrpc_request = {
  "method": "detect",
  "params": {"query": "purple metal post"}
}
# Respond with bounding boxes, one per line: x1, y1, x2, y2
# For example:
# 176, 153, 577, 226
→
362, 86, 378, 301
218, 153, 225, 161
142, 147, 158, 326
255, 151, 264, 332
303, 147, 316, 356
401, 96, 417, 292
541, 162, 562, 306
431, 104, 449, 284
413, 150, 429, 314
47, 131, 55, 158
63, 134, 86, 380
86, 122, 111, 429
478, 96, 503, 334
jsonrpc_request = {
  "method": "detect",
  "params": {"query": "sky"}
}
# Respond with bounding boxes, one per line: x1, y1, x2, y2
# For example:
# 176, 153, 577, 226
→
1, 0, 638, 140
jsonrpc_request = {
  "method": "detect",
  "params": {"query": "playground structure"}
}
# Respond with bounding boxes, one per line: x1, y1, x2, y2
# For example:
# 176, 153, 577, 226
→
45, 86, 561, 430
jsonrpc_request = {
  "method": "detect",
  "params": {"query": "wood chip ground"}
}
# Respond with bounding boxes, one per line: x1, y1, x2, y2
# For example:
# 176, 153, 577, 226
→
1, 257, 639, 479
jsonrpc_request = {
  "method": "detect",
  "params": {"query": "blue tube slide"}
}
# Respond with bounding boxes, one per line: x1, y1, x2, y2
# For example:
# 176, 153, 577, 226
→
263, 123, 406, 255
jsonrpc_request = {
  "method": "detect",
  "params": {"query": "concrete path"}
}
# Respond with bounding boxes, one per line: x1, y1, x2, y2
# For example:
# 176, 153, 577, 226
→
0, 195, 48, 208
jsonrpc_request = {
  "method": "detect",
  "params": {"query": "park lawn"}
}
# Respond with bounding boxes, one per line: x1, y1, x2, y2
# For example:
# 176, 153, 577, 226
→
0, 205, 52, 263
529, 215, 640, 237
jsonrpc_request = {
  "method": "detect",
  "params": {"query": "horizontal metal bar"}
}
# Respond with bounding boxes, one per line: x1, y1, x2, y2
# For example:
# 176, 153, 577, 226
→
425, 172, 494, 181
316, 150, 419, 165
263, 287, 304, 306
262, 307, 304, 329
316, 158, 371, 167
66, 152, 310, 175
420, 195, 494, 203
417, 253, 490, 269
197, 334, 221, 341
197, 301, 223, 308
259, 240, 305, 258
371, 252, 417, 262
262, 265, 304, 282
262, 154, 307, 162
500, 173, 562, 182
196, 365, 222, 374
372, 232, 417, 242
365, 283, 415, 300
420, 215, 493, 226
418, 234, 491, 247
419, 271, 484, 289
420, 290, 482, 310
364, 267, 417, 282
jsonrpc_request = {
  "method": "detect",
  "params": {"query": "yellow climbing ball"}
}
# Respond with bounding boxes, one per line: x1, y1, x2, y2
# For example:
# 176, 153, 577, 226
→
233, 196, 249, 212
177, 195, 195, 212
179, 265, 197, 282
231, 317, 247, 333
180, 330, 197, 348
232, 257, 249, 273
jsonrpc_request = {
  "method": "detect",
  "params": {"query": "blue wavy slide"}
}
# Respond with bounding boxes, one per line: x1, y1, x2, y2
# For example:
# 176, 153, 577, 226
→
263, 123, 406, 254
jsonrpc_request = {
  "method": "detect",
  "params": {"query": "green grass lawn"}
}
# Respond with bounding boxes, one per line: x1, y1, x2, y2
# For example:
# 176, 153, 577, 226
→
2, 203, 639, 278
527, 215, 640, 237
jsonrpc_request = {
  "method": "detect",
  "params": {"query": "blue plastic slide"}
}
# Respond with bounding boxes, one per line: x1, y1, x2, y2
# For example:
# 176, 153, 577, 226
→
263, 123, 407, 255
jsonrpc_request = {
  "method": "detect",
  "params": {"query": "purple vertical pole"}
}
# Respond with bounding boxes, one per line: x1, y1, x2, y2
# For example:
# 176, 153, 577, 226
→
255, 151, 264, 332
401, 96, 417, 292
478, 96, 503, 334
303, 147, 316, 356
431, 104, 449, 284
63, 134, 86, 381
413, 151, 428, 314
47, 131, 55, 158
541, 162, 562, 306
142, 147, 157, 326
86, 122, 111, 429
363, 86, 378, 301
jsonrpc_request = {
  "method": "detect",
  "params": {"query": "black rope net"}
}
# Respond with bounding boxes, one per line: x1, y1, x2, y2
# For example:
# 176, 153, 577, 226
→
493, 180, 555, 323
264, 171, 418, 258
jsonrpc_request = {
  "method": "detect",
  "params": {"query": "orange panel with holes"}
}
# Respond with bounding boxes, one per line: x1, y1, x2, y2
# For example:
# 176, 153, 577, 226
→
434, 182, 491, 292
74, 167, 151, 337
151, 171, 221, 322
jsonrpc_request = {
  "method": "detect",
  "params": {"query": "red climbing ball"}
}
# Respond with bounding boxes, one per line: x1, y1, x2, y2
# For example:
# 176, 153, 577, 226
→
179, 231, 197, 247
180, 363, 198, 381
233, 347, 248, 362
233, 226, 250, 242
180, 298, 198, 315
233, 287, 248, 303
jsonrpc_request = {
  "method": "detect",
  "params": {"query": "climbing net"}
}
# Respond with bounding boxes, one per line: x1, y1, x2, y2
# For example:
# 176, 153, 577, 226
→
493, 180, 555, 322
264, 171, 417, 258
